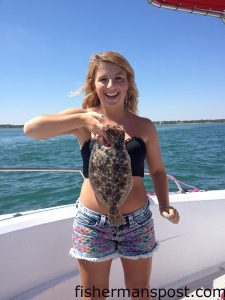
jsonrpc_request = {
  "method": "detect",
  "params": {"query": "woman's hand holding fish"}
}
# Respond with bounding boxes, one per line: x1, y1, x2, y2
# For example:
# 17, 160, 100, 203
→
82, 111, 106, 139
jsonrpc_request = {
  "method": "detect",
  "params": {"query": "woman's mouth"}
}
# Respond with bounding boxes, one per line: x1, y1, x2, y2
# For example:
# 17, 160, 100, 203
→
105, 92, 119, 100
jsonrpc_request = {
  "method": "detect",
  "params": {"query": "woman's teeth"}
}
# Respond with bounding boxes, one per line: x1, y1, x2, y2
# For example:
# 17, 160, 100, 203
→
105, 92, 119, 97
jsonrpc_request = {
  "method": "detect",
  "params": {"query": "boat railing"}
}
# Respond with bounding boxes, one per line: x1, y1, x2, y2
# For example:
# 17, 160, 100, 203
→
0, 167, 203, 193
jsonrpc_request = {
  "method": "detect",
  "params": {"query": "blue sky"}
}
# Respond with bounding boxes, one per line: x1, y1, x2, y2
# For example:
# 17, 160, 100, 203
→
1, 0, 225, 124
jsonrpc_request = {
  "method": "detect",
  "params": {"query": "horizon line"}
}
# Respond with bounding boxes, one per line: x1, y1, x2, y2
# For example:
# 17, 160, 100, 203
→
1, 118, 225, 127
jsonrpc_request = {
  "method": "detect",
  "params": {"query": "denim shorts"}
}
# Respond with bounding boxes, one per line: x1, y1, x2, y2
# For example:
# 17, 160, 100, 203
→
69, 198, 158, 262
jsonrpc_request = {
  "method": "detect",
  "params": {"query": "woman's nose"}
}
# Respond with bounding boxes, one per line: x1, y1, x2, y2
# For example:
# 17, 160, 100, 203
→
107, 78, 114, 88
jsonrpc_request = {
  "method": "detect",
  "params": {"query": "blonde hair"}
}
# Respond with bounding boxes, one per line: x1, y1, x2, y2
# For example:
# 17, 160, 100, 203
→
80, 51, 139, 114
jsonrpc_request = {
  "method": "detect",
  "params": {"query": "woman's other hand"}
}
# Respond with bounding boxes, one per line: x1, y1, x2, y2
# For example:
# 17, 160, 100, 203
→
159, 206, 180, 224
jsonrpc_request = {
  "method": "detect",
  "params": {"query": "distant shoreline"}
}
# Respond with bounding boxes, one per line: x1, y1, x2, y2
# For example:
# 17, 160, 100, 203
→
154, 119, 225, 125
0, 125, 24, 128
0, 119, 225, 128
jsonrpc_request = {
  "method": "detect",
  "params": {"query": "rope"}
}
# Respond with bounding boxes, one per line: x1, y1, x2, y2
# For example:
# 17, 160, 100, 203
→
144, 169, 203, 193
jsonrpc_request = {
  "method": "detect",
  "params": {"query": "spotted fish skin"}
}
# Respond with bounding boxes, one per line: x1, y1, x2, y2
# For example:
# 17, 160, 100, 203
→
89, 125, 133, 226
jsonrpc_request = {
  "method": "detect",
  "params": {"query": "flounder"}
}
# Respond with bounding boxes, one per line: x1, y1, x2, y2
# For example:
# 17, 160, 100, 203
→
89, 124, 133, 226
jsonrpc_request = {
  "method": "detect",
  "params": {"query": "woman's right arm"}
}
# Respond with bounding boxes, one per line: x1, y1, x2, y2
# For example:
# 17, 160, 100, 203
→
23, 108, 104, 139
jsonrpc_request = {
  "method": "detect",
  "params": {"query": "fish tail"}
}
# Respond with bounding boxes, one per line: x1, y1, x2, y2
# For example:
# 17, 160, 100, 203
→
108, 206, 125, 226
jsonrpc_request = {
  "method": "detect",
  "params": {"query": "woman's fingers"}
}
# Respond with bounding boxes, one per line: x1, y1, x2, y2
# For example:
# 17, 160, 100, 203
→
85, 112, 106, 138
87, 111, 104, 121
161, 207, 180, 224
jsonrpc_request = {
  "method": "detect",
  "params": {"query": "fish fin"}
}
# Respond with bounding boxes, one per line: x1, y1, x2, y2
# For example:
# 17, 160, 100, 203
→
108, 206, 125, 226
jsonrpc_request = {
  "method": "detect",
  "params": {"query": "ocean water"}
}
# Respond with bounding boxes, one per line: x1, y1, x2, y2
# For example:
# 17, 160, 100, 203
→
0, 124, 225, 215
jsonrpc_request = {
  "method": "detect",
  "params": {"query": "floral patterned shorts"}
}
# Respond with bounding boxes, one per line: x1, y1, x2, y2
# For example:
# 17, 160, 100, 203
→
70, 198, 158, 262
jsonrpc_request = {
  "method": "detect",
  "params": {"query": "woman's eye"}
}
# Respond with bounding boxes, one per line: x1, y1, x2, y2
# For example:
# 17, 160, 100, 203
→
99, 78, 107, 82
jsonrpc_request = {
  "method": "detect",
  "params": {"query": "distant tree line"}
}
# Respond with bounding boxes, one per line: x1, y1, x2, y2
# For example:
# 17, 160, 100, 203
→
154, 119, 225, 125
0, 124, 23, 128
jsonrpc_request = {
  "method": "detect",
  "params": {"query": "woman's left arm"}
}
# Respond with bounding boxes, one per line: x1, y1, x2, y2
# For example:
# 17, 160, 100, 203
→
144, 119, 180, 224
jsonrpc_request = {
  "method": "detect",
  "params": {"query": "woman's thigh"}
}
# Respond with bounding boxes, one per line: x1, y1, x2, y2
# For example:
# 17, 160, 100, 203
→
121, 256, 152, 288
78, 259, 112, 299
121, 257, 153, 300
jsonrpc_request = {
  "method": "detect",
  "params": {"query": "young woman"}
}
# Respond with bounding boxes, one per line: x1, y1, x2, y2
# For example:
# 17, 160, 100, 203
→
24, 51, 180, 300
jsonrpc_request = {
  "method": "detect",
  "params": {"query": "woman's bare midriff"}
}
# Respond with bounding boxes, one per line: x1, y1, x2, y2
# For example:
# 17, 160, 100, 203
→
79, 177, 148, 215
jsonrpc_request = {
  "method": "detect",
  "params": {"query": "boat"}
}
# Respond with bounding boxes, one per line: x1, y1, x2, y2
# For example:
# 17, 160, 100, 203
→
0, 168, 225, 300
1, 3, 225, 298
148, 0, 225, 22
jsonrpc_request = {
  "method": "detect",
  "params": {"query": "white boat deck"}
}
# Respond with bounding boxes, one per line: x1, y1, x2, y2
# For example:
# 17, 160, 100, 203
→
180, 268, 225, 300
1, 190, 225, 300
152, 264, 225, 300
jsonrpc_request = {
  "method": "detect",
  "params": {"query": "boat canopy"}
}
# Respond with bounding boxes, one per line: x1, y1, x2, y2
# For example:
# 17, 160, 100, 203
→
148, 0, 225, 21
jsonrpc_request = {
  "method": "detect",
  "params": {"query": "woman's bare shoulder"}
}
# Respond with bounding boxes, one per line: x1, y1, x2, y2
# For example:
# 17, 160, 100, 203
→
129, 113, 154, 130
129, 114, 156, 142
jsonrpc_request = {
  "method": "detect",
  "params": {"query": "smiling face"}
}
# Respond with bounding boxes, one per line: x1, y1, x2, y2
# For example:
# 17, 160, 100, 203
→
94, 62, 128, 109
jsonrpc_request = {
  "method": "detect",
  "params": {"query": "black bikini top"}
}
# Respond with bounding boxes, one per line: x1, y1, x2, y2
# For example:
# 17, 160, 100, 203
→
80, 137, 146, 178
